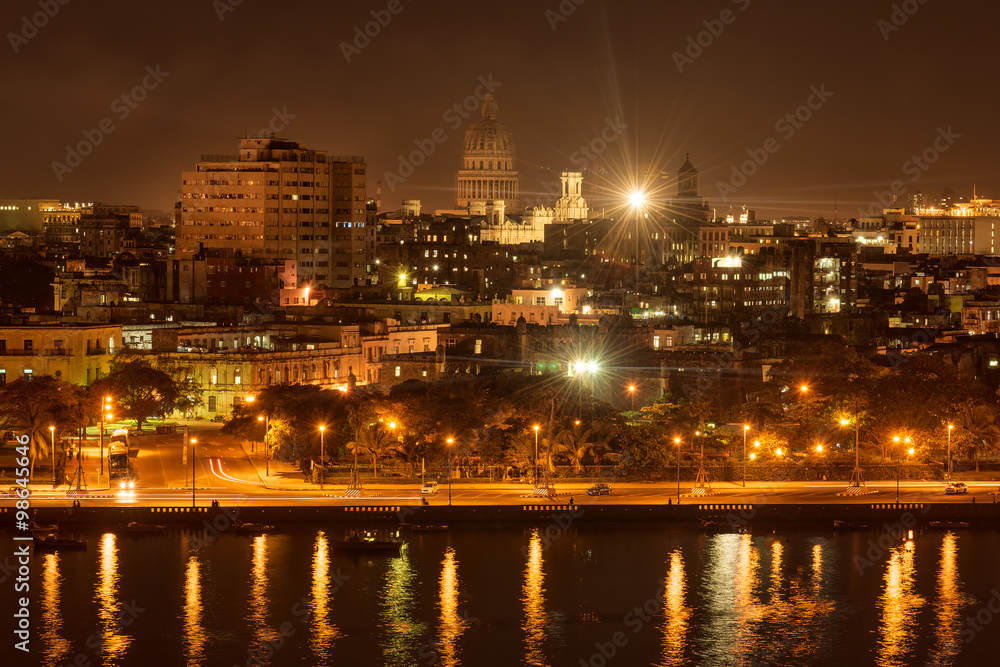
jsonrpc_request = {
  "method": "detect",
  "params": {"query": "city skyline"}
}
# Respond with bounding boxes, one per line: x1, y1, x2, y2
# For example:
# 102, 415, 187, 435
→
2, 1, 998, 218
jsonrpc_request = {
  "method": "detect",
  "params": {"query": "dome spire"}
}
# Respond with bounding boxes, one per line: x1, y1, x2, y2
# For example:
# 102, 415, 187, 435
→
482, 94, 497, 120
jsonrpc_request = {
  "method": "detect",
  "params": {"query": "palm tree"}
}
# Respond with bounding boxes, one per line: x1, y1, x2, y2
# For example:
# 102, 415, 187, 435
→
956, 402, 1000, 472
0, 376, 66, 480
553, 428, 596, 473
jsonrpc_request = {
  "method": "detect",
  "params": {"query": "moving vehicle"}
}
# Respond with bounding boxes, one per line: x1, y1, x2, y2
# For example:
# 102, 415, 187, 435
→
2, 486, 24, 498
108, 429, 135, 483
587, 483, 612, 496
421, 481, 439, 494
945, 482, 968, 494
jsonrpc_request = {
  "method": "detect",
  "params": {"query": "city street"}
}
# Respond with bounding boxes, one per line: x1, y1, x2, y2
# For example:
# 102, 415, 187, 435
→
7, 425, 998, 508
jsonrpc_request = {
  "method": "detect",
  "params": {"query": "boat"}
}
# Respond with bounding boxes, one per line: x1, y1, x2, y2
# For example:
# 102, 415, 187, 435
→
121, 522, 166, 535
333, 533, 402, 554
33, 535, 87, 549
833, 520, 869, 531
29, 521, 58, 535
929, 520, 969, 529
406, 524, 449, 533
233, 521, 276, 534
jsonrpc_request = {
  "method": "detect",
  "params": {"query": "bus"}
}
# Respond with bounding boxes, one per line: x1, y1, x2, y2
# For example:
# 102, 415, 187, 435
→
108, 429, 132, 481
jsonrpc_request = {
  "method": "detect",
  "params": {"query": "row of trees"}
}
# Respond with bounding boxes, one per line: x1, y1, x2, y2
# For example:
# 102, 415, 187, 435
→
225, 340, 1000, 478
0, 353, 201, 480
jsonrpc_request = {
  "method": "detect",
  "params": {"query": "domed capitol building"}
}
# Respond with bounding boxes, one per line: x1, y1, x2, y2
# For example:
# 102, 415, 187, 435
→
455, 94, 520, 211
454, 95, 588, 243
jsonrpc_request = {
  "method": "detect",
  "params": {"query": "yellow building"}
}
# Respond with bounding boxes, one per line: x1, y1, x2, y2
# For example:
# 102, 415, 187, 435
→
0, 323, 122, 386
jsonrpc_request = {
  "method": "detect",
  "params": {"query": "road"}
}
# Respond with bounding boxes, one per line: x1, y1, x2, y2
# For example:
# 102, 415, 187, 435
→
8, 428, 998, 507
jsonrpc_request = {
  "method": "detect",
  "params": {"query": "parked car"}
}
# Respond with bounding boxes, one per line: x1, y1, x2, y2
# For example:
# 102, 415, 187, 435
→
211, 414, 226, 423
587, 483, 612, 496
421, 481, 439, 494
2, 486, 24, 498
945, 482, 968, 494
127, 428, 143, 437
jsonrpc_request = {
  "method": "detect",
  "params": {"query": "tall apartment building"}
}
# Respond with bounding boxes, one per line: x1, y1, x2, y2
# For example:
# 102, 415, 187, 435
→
177, 137, 368, 289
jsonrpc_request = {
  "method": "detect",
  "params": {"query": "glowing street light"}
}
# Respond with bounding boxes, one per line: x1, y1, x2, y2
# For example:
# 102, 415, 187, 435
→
673, 437, 682, 504
628, 190, 647, 209
815, 444, 824, 454
49, 426, 56, 488
318, 425, 326, 490
628, 385, 636, 413
775, 448, 783, 457
742, 425, 750, 487
533, 425, 540, 486
446, 437, 455, 506
947, 424, 954, 481
191, 438, 198, 508
893, 435, 912, 503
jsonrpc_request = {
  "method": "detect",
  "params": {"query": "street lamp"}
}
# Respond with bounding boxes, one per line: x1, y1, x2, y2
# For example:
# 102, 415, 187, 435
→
743, 425, 750, 487
628, 385, 636, 413
191, 438, 197, 508
258, 415, 270, 475
49, 426, 56, 487
799, 385, 809, 393
446, 437, 454, 506
533, 425, 540, 486
674, 437, 681, 504
893, 435, 911, 504
947, 424, 953, 481
99, 395, 113, 476
319, 425, 325, 490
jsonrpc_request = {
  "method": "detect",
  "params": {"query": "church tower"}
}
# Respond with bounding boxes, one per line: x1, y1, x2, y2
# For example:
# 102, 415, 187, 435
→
676, 153, 698, 198
455, 95, 520, 210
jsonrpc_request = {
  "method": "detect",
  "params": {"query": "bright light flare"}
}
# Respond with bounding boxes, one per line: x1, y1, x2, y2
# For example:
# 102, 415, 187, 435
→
628, 190, 646, 209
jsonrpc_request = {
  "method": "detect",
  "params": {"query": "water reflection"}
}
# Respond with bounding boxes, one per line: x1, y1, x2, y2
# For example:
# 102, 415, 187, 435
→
811, 543, 824, 593
522, 529, 548, 667
927, 532, 971, 666
701, 534, 759, 665
247, 535, 277, 655
380, 546, 424, 665
96, 532, 131, 661
310, 531, 339, 660
437, 546, 465, 667
183, 548, 206, 666
40, 552, 71, 665
877, 539, 924, 666
658, 549, 689, 667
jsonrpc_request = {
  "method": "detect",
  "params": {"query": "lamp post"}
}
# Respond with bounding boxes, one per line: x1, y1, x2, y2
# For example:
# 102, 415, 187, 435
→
947, 424, 953, 481
628, 385, 636, 414
49, 426, 56, 487
533, 425, 540, 486
258, 415, 270, 476
319, 425, 325, 490
743, 425, 749, 488
893, 435, 911, 504
99, 396, 112, 476
191, 438, 197, 508
446, 437, 454, 506
674, 437, 681, 504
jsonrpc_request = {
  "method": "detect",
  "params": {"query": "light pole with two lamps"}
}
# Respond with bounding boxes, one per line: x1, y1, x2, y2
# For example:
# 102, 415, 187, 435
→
673, 437, 682, 504
191, 438, 198, 508
947, 424, 953, 482
533, 425, 540, 486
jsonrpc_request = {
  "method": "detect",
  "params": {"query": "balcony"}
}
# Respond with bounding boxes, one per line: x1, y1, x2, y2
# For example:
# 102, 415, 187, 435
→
86, 347, 119, 356
0, 349, 37, 356
43, 348, 72, 356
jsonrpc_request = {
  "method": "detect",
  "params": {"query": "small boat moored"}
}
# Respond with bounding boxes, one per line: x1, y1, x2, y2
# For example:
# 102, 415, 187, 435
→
233, 521, 276, 534
407, 524, 449, 533
833, 520, 869, 531
33, 535, 88, 550
334, 531, 403, 554
121, 522, 166, 535
929, 520, 969, 529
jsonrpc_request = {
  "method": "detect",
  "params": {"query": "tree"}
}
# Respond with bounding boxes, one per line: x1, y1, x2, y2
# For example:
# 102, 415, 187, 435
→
100, 357, 181, 430
553, 428, 597, 472
955, 402, 1000, 472
0, 376, 77, 480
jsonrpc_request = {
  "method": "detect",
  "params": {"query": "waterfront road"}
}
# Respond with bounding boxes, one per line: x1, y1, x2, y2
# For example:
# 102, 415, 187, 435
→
6, 428, 998, 507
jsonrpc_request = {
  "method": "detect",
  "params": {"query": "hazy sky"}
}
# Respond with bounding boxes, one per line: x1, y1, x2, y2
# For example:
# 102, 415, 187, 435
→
3, 0, 997, 219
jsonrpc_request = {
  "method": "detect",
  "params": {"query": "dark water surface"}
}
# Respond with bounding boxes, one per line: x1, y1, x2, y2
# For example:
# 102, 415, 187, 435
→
5, 522, 1000, 666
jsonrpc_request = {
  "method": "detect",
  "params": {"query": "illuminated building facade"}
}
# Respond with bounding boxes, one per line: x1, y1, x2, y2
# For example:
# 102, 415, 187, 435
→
177, 137, 368, 289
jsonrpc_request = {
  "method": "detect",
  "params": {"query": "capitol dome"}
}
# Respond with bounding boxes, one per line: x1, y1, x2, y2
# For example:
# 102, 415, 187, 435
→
456, 95, 519, 209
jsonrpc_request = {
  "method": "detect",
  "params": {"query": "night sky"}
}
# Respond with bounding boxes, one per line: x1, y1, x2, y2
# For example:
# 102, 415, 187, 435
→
3, 0, 997, 219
